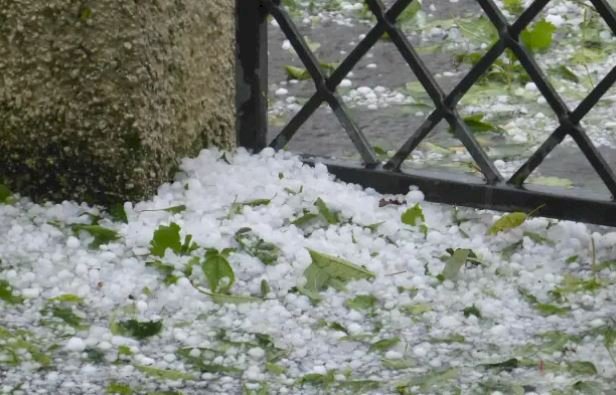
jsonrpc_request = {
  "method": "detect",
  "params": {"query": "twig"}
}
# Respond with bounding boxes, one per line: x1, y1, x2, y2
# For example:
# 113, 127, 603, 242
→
386, 270, 408, 277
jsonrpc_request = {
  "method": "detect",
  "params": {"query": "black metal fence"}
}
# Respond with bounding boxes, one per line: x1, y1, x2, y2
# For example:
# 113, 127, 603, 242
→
236, 0, 616, 227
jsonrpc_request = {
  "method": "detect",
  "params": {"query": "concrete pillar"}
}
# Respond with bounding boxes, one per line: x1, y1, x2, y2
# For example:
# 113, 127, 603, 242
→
0, 0, 235, 204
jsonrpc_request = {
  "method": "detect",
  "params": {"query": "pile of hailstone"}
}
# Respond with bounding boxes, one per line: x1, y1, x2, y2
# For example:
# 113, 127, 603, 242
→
1, 148, 615, 394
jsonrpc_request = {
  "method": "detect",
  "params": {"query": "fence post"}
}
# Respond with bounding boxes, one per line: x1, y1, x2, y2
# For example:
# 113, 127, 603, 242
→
236, 0, 269, 151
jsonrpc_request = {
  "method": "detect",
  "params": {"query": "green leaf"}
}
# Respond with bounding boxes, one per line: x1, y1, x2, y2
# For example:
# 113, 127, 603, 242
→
438, 249, 471, 282
149, 223, 182, 257
480, 358, 519, 372
46, 305, 86, 329
431, 333, 465, 344
284, 65, 310, 80
106, 382, 134, 395
401, 204, 425, 226
181, 234, 198, 256
523, 231, 554, 245
370, 337, 400, 352
503, 0, 523, 14
72, 224, 120, 248
454, 51, 486, 67
571, 48, 607, 65
260, 279, 270, 298
600, 326, 616, 351
314, 198, 340, 224
419, 223, 429, 238
291, 212, 320, 227
373, 145, 389, 160
293, 286, 323, 304
382, 358, 413, 370
327, 321, 349, 335
592, 259, 616, 273
401, 303, 432, 315
48, 294, 84, 304
536, 330, 580, 354
478, 380, 525, 395
235, 228, 280, 265
395, 0, 422, 24
463, 305, 482, 319
303, 249, 375, 293
254, 333, 287, 363
457, 16, 498, 45
281, 0, 299, 12
84, 347, 105, 364
443, 247, 483, 266
286, 62, 336, 80
229, 198, 272, 217
548, 65, 580, 83
401, 368, 459, 391
244, 198, 272, 207
202, 249, 235, 294
338, 380, 381, 392
535, 303, 570, 316
114, 319, 162, 340
345, 294, 378, 311
519, 288, 570, 316
487, 212, 527, 235
0, 326, 52, 367
551, 275, 603, 299
422, 141, 452, 155
176, 348, 242, 374
566, 361, 598, 375
404, 82, 432, 107
145, 260, 178, 285
135, 365, 194, 380
107, 203, 128, 224
521, 19, 556, 52
298, 371, 336, 387
118, 345, 133, 357
266, 362, 287, 375
302, 264, 331, 293
566, 255, 579, 264
0, 184, 13, 204
501, 240, 523, 260
243, 383, 270, 395
572, 381, 604, 395
397, 286, 418, 297
455, 113, 501, 134
208, 292, 261, 304
528, 176, 574, 188
517, 288, 536, 304
0, 279, 24, 304
363, 222, 384, 232
139, 205, 187, 214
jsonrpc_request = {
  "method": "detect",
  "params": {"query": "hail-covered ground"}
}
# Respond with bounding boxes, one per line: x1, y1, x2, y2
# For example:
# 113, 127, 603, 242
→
1, 148, 615, 394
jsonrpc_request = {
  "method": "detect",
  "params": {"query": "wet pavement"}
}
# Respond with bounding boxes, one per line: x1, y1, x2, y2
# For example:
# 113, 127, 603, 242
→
265, 0, 616, 198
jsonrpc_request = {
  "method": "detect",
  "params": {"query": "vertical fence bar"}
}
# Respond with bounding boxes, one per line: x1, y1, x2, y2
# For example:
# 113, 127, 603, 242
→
236, 0, 268, 151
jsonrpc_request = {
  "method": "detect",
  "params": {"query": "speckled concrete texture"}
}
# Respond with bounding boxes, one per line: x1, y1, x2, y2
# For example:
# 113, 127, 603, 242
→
0, 0, 235, 204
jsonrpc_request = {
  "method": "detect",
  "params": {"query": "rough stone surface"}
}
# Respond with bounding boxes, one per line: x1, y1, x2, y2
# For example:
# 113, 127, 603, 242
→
0, 0, 235, 204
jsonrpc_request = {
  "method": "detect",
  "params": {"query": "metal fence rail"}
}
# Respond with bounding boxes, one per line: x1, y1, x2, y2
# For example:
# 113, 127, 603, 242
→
236, 0, 616, 227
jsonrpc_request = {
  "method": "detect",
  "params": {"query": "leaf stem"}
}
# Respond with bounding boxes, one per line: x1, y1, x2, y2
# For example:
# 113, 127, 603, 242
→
590, 236, 596, 268
527, 204, 546, 218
